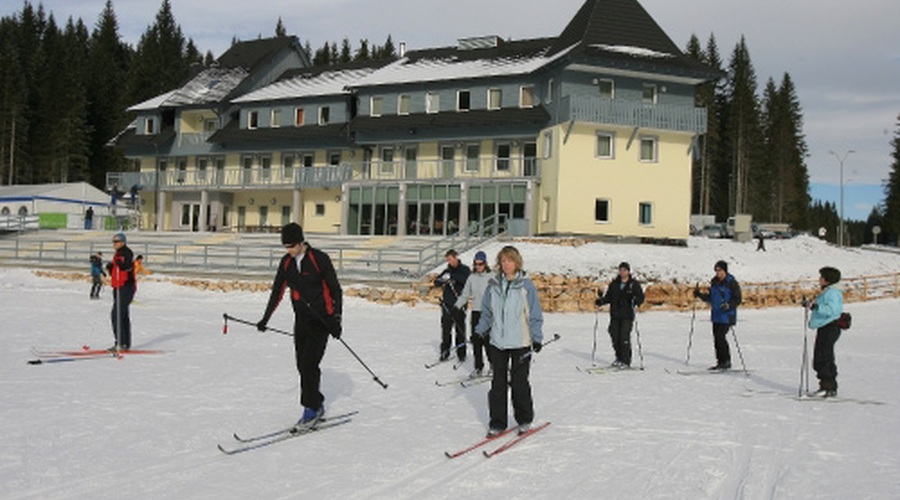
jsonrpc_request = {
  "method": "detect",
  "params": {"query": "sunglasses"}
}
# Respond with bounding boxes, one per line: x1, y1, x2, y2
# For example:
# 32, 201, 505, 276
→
284, 242, 300, 249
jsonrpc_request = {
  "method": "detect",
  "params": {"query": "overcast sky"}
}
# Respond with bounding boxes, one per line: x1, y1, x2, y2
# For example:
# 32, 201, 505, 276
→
5, 0, 899, 219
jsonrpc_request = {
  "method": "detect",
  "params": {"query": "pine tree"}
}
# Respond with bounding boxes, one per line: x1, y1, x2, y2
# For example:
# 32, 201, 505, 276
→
685, 33, 722, 217
883, 114, 900, 241
381, 35, 396, 59
275, 17, 286, 37
339, 37, 352, 63
355, 39, 369, 61
127, 0, 190, 105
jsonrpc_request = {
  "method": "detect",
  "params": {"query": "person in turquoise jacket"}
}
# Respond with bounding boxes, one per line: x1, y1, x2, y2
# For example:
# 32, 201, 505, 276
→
476, 245, 544, 437
805, 266, 844, 397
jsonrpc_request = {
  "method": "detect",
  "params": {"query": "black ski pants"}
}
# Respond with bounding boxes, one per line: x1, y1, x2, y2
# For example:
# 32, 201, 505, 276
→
470, 311, 486, 371
608, 318, 633, 365
111, 284, 134, 349
813, 322, 841, 391
294, 317, 329, 410
712, 322, 731, 366
440, 305, 467, 360
487, 344, 533, 430
91, 274, 103, 298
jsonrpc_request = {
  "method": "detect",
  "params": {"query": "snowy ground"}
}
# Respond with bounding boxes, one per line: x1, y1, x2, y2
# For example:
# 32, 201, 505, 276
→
2, 267, 898, 500
452, 235, 900, 283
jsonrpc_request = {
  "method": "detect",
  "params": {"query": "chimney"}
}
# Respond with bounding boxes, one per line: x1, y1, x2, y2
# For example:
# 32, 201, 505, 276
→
399, 41, 407, 57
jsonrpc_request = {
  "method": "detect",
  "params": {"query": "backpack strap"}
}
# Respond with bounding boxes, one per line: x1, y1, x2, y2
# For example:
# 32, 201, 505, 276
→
307, 249, 335, 316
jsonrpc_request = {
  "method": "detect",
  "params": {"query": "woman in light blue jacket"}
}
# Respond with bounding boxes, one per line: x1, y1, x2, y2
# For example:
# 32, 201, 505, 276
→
806, 266, 844, 397
476, 245, 544, 437
455, 250, 492, 375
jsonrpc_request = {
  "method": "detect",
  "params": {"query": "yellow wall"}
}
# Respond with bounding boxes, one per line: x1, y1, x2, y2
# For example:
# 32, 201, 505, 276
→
301, 189, 342, 233
549, 122, 693, 239
179, 110, 218, 134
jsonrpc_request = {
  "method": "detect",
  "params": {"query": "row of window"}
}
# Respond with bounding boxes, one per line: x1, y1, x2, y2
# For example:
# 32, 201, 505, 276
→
592, 199, 654, 226
596, 132, 658, 163
248, 106, 331, 130
595, 79, 659, 104
370, 85, 537, 117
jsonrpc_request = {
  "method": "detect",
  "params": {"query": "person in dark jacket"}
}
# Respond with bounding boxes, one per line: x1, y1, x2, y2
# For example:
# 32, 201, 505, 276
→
89, 251, 106, 299
107, 233, 135, 351
434, 249, 470, 361
257, 223, 342, 427
694, 260, 742, 370
595, 262, 645, 368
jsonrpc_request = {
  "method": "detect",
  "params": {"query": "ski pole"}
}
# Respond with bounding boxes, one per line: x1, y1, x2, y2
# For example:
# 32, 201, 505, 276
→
223, 313, 293, 337
520, 333, 561, 360
633, 308, 644, 371
686, 286, 697, 365
427, 341, 469, 369
800, 302, 810, 396
339, 337, 389, 389
591, 310, 599, 366
730, 326, 748, 376
439, 300, 468, 364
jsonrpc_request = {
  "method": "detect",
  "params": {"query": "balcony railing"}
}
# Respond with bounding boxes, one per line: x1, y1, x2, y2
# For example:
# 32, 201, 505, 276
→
107, 157, 541, 191
560, 95, 708, 134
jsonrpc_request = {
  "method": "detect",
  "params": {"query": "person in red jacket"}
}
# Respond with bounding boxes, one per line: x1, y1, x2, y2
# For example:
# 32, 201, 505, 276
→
257, 223, 343, 429
107, 232, 135, 351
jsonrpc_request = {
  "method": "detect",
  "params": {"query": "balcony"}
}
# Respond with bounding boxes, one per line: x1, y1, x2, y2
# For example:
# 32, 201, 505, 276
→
107, 157, 541, 192
560, 95, 708, 134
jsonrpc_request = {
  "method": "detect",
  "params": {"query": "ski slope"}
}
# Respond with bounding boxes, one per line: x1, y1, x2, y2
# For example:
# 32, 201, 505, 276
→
1, 267, 898, 499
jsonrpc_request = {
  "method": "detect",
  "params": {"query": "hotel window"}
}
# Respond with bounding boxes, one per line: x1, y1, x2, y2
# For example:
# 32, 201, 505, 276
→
380, 147, 395, 174
282, 153, 295, 180
260, 155, 272, 180
598, 79, 614, 99
595, 199, 610, 223
281, 206, 291, 225
259, 205, 269, 227
520, 85, 535, 108
144, 117, 156, 135
639, 202, 653, 225
315, 203, 326, 217
371, 96, 383, 117
176, 157, 187, 183
546, 79, 554, 103
639, 136, 658, 163
301, 153, 314, 168
488, 88, 502, 110
328, 151, 342, 166
203, 119, 217, 132
157, 158, 168, 172
542, 197, 551, 223
426, 92, 440, 114
295, 108, 305, 126
270, 109, 282, 128
318, 106, 330, 125
596, 132, 615, 159
197, 157, 208, 181
457, 90, 471, 112
248, 111, 259, 130
495, 143, 511, 171
465, 144, 480, 172
642, 84, 658, 104
398, 94, 411, 115
542, 131, 552, 159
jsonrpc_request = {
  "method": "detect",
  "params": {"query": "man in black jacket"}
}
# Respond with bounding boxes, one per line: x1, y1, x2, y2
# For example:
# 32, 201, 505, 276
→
596, 262, 645, 368
257, 223, 342, 427
434, 249, 470, 361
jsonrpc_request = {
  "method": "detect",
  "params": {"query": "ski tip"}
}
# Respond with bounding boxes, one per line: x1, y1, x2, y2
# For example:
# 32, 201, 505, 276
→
27, 359, 42, 365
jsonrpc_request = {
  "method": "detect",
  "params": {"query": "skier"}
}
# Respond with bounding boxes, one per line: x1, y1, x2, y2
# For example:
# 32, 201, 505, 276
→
84, 206, 94, 230
454, 250, 491, 375
257, 223, 342, 427
756, 233, 766, 252
434, 249, 470, 361
595, 262, 645, 368
134, 255, 151, 280
693, 260, 742, 370
476, 245, 543, 437
89, 251, 105, 299
107, 233, 135, 351
803, 266, 844, 397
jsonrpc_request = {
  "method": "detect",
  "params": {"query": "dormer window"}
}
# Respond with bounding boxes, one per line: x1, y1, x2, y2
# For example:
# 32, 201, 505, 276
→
642, 84, 658, 105
318, 106, 330, 125
520, 86, 535, 108
295, 108, 305, 126
248, 111, 259, 130
144, 117, 156, 135
457, 90, 471, 112
426, 92, 440, 114
271, 109, 282, 128
371, 97, 383, 117
598, 79, 614, 99
488, 88, 502, 110
398, 95, 411, 115
203, 119, 217, 132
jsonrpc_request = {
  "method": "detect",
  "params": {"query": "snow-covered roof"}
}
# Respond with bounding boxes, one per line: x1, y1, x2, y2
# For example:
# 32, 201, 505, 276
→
233, 67, 378, 103
127, 68, 249, 111
590, 44, 674, 59
349, 45, 575, 88
0, 182, 111, 205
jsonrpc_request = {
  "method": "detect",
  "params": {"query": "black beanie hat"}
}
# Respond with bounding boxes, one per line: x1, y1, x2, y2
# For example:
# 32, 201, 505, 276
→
281, 223, 304, 245
819, 266, 841, 285
618, 262, 630, 271
715, 260, 728, 273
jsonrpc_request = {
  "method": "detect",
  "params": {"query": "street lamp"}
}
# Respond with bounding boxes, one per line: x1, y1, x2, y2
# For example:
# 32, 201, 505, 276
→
829, 150, 855, 246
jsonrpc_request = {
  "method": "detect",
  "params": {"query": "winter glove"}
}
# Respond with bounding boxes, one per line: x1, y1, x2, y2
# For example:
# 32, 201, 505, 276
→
810, 303, 818, 311
256, 319, 268, 332
801, 298, 810, 308
329, 314, 342, 339
594, 297, 604, 307
532, 341, 542, 353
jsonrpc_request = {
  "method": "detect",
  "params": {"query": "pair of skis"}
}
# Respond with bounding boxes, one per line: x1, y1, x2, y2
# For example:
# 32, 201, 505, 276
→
218, 411, 358, 455
445, 422, 551, 459
576, 364, 638, 375
435, 373, 492, 388
27, 346, 168, 365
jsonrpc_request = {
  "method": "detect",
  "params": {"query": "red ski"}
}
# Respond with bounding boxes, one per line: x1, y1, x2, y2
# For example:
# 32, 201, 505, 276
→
444, 427, 517, 459
483, 422, 551, 458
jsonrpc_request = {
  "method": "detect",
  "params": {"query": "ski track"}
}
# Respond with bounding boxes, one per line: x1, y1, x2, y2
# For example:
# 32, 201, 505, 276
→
1, 268, 899, 499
